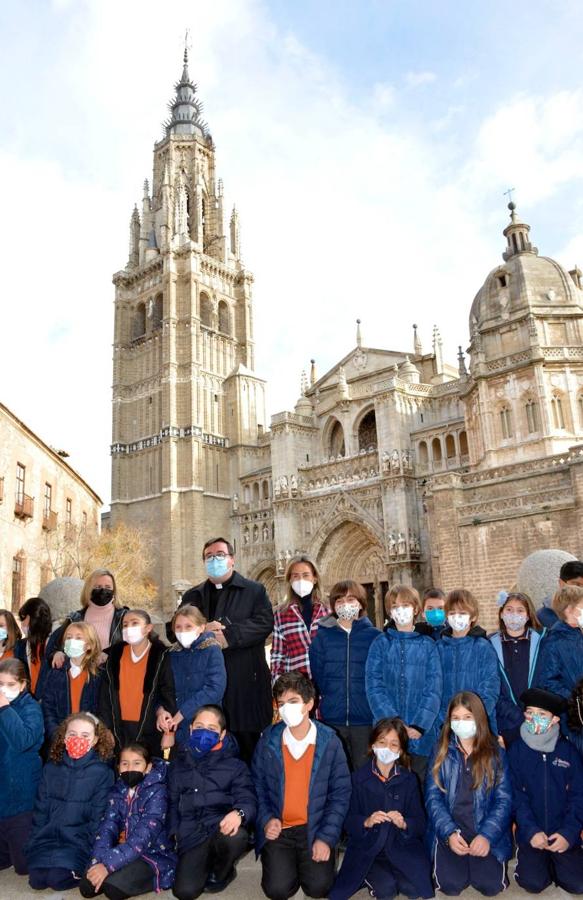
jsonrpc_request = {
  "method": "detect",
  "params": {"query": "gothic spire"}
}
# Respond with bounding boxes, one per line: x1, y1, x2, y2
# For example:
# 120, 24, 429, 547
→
164, 47, 211, 139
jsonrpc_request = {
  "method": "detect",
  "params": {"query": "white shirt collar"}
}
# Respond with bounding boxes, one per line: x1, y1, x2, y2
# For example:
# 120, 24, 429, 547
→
70, 663, 83, 679
131, 644, 151, 663
282, 720, 317, 760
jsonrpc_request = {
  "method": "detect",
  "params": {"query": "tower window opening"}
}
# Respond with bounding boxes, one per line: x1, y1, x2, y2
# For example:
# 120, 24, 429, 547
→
497, 275, 507, 289
500, 405, 513, 440
551, 395, 565, 430
525, 398, 540, 434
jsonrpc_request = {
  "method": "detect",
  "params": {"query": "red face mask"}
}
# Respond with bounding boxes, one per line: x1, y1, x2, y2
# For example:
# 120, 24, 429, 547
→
65, 735, 93, 759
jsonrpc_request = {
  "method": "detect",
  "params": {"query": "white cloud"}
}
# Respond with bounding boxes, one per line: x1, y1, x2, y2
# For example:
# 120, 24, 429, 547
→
405, 70, 437, 88
4, 0, 583, 509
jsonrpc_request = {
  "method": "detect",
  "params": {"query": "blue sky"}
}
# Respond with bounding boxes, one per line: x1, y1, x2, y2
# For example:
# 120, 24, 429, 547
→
2, 0, 583, 504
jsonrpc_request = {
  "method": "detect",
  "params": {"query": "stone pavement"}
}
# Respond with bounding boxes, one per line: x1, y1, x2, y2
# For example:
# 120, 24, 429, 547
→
0, 852, 573, 899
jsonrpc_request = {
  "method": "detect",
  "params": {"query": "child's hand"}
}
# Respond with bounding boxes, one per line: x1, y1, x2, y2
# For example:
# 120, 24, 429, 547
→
52, 651, 66, 669
312, 839, 330, 862
469, 835, 490, 857
547, 833, 569, 853
156, 709, 173, 732
168, 712, 184, 730
406, 727, 421, 741
448, 832, 470, 855
497, 735, 506, 749
86, 863, 108, 892
364, 811, 391, 828
219, 811, 242, 836
530, 832, 548, 850
386, 811, 406, 830
264, 818, 282, 841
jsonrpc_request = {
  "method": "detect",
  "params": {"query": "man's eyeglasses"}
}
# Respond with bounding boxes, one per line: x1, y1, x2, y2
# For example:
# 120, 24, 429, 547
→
204, 552, 229, 561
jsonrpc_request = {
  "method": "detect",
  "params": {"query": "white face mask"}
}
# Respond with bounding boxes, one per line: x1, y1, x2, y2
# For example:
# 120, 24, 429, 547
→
291, 579, 314, 599
279, 701, 306, 728
392, 605, 414, 626
64, 638, 86, 659
448, 613, 471, 633
576, 608, 583, 628
123, 626, 145, 646
501, 611, 527, 632
373, 746, 400, 765
450, 719, 477, 740
336, 602, 360, 621
0, 685, 20, 702
176, 630, 201, 648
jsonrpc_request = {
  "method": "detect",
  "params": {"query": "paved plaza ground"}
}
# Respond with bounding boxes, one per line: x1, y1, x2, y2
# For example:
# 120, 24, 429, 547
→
0, 853, 573, 899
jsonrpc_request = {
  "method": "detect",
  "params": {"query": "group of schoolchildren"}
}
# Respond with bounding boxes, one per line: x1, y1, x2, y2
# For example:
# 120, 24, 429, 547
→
0, 558, 582, 900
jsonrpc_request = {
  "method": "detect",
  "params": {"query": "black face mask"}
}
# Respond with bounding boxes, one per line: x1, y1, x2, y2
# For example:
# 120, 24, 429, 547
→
90, 587, 114, 607
120, 770, 145, 788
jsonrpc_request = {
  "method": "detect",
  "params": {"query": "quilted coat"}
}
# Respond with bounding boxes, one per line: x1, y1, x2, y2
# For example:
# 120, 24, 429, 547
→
437, 635, 500, 732
27, 749, 115, 872
41, 660, 102, 738
365, 628, 443, 755
91, 759, 176, 891
168, 733, 256, 854
489, 628, 546, 744
0, 690, 44, 819
425, 737, 512, 863
535, 620, 583, 698
309, 615, 380, 726
252, 720, 351, 854
168, 635, 227, 745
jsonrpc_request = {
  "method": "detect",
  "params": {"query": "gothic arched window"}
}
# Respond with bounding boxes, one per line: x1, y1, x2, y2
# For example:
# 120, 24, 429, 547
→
358, 410, 378, 451
525, 398, 540, 434
329, 419, 345, 457
459, 430, 469, 458
551, 395, 565, 429
133, 303, 146, 340
431, 437, 442, 465
418, 440, 429, 470
500, 405, 513, 440
200, 292, 212, 328
218, 301, 230, 335
445, 434, 456, 459
152, 293, 163, 330
578, 394, 583, 429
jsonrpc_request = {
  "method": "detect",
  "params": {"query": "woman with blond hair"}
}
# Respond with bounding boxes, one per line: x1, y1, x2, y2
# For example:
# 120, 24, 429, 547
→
156, 605, 226, 747
425, 691, 512, 896
270, 555, 329, 681
489, 591, 546, 748
47, 568, 128, 669
42, 621, 103, 738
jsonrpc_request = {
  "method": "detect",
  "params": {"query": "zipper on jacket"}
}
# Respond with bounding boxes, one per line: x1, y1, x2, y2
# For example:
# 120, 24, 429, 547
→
542, 753, 548, 834
346, 630, 351, 726
136, 648, 165, 742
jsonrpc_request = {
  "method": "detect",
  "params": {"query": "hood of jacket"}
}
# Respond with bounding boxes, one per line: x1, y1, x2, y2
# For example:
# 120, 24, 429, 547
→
176, 731, 240, 766
317, 613, 375, 631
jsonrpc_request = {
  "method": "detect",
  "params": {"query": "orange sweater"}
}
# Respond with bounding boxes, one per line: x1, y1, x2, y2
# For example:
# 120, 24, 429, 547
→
119, 644, 149, 722
69, 669, 88, 714
281, 743, 315, 828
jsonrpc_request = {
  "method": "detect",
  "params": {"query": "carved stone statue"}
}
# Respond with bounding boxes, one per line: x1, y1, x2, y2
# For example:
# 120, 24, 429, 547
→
253, 524, 259, 542
280, 475, 289, 496
390, 450, 400, 472
243, 527, 249, 545
232, 493, 239, 511
388, 533, 397, 557
274, 478, 282, 499
290, 474, 298, 496
401, 449, 412, 470
277, 551, 286, 574
397, 532, 406, 556
338, 366, 349, 401
262, 522, 269, 541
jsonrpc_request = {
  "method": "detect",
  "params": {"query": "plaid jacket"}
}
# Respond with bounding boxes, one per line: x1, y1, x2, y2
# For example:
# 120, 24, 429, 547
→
270, 601, 329, 681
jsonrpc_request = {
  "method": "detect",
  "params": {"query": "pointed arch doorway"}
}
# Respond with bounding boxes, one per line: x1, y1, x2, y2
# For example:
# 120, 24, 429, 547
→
315, 521, 388, 627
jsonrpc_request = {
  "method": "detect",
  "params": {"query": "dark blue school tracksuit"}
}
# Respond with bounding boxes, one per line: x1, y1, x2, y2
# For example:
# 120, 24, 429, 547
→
330, 760, 433, 900
425, 738, 512, 896
489, 628, 546, 747
508, 733, 583, 894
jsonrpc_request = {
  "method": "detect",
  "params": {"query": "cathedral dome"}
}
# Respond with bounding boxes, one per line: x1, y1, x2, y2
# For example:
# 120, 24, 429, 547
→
469, 204, 583, 333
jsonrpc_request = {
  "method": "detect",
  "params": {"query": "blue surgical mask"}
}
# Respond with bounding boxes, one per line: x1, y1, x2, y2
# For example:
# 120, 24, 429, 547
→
205, 557, 230, 579
425, 609, 446, 627
0, 628, 8, 642
373, 746, 400, 765
525, 713, 552, 735
189, 727, 221, 756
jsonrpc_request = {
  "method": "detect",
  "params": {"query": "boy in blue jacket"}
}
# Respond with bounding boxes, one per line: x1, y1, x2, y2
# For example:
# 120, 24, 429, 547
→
508, 688, 583, 894
536, 585, 583, 702
252, 672, 351, 900
437, 589, 500, 732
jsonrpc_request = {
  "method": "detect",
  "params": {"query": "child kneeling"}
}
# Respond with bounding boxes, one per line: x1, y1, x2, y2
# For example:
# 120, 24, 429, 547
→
80, 742, 176, 899
509, 688, 583, 895
330, 717, 433, 900
425, 691, 512, 896
168, 704, 256, 899
253, 672, 351, 900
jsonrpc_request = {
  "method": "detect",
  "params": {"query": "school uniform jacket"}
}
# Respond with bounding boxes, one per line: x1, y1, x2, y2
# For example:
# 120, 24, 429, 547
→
42, 660, 102, 738
489, 628, 546, 743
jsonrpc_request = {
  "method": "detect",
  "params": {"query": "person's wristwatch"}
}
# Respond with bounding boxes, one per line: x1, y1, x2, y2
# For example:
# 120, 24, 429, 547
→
234, 809, 246, 822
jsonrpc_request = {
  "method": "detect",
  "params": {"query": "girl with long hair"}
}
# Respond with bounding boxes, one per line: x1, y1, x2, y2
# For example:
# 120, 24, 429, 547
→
425, 692, 512, 896
26, 712, 115, 892
42, 621, 103, 738
0, 658, 44, 876
0, 609, 21, 661
15, 596, 52, 697
156, 606, 226, 748
330, 717, 433, 900
99, 608, 176, 755
271, 555, 329, 681
489, 591, 546, 747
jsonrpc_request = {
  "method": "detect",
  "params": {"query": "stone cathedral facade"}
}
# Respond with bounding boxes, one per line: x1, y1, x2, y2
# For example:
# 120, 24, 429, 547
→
111, 55, 583, 627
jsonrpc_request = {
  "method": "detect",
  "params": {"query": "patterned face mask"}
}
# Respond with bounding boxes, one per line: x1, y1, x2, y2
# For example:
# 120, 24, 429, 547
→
336, 602, 360, 621
525, 713, 552, 735
65, 735, 93, 759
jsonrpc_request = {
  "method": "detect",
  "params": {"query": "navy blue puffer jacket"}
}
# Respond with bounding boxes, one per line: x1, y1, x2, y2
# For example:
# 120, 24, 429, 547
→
252, 720, 351, 854
0, 690, 44, 819
309, 615, 380, 726
536, 620, 583, 698
425, 737, 512, 863
437, 635, 500, 732
27, 749, 115, 872
168, 636, 227, 745
365, 629, 443, 755
42, 660, 102, 738
168, 734, 256, 854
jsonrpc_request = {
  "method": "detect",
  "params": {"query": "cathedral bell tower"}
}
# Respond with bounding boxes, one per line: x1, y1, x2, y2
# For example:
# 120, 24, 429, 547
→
110, 50, 267, 611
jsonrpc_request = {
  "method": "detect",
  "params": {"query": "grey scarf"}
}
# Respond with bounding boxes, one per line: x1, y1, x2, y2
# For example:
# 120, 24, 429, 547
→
520, 721, 559, 753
